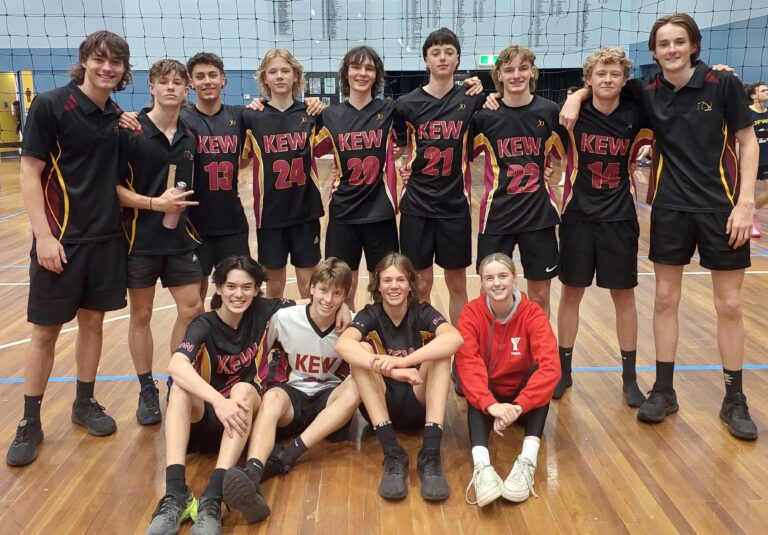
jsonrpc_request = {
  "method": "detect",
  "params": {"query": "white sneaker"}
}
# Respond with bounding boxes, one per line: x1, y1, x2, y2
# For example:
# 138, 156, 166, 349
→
465, 460, 503, 507
502, 455, 538, 502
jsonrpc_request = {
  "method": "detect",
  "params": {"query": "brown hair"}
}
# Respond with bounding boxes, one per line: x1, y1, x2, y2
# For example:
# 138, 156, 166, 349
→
648, 13, 702, 67
478, 253, 517, 278
339, 46, 385, 98
148, 59, 189, 107
747, 81, 767, 100
368, 253, 420, 308
257, 49, 305, 98
492, 45, 538, 94
310, 257, 353, 296
583, 47, 632, 81
187, 52, 225, 78
70, 31, 132, 92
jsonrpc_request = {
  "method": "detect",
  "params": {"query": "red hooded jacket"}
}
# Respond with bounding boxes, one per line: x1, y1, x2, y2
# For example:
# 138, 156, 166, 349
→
455, 291, 560, 414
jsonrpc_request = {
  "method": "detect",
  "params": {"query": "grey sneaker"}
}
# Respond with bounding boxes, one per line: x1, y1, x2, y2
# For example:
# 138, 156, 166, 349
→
190, 496, 222, 535
502, 455, 537, 502
465, 460, 503, 507
222, 466, 271, 523
146, 489, 197, 535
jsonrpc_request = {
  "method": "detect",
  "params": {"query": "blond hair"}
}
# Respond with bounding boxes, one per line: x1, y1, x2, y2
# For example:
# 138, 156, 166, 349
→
478, 253, 517, 278
257, 49, 305, 98
492, 45, 538, 94
583, 47, 632, 81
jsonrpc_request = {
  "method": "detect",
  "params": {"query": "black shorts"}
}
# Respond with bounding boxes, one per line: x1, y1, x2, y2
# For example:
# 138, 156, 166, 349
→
757, 166, 768, 180
399, 214, 471, 270
187, 402, 224, 455
257, 219, 321, 270
477, 226, 559, 281
126, 250, 204, 289
559, 217, 639, 289
28, 238, 127, 326
649, 208, 750, 271
273, 383, 352, 440
196, 231, 250, 276
325, 218, 399, 272
359, 377, 425, 431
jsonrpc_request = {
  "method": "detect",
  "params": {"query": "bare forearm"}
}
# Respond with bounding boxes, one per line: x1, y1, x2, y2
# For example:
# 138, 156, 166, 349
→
116, 185, 152, 210
168, 354, 225, 406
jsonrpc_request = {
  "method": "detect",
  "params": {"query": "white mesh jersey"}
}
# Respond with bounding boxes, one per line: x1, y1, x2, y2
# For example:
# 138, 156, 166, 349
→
267, 305, 350, 395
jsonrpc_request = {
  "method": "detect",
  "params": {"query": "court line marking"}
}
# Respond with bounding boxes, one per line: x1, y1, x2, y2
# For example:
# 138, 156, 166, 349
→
0, 210, 26, 222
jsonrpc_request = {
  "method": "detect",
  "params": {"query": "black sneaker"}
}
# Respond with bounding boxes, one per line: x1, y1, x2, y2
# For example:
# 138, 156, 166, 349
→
637, 388, 678, 423
262, 445, 292, 482
137, 383, 162, 425
190, 496, 222, 535
71, 398, 117, 436
6, 418, 44, 467
222, 466, 270, 523
146, 488, 197, 535
416, 448, 450, 501
720, 392, 758, 440
379, 446, 409, 500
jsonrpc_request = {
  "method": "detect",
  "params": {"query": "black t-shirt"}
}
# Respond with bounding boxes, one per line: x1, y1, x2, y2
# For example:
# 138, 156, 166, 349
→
22, 81, 123, 243
559, 99, 653, 221
470, 96, 563, 234
350, 301, 447, 360
174, 297, 295, 396
394, 86, 485, 218
118, 110, 200, 255
243, 101, 324, 228
749, 105, 768, 168
181, 104, 249, 237
314, 99, 398, 223
625, 62, 752, 212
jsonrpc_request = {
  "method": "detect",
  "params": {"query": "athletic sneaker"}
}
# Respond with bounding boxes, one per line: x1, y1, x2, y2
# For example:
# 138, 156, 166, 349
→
137, 383, 162, 425
720, 392, 758, 440
502, 455, 538, 502
379, 446, 409, 500
146, 489, 197, 535
465, 460, 503, 507
190, 496, 222, 535
6, 418, 44, 467
222, 466, 270, 523
636, 388, 678, 424
262, 445, 292, 482
416, 448, 450, 501
71, 398, 117, 436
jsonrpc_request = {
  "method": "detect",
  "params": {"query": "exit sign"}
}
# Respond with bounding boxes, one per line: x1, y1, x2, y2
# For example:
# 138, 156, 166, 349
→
477, 54, 498, 69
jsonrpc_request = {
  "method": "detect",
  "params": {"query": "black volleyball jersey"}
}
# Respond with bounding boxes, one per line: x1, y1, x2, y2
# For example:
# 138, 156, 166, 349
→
749, 104, 768, 167
314, 99, 398, 223
118, 110, 200, 255
350, 302, 447, 361
181, 104, 249, 236
560, 99, 653, 221
243, 101, 324, 229
625, 62, 752, 212
471, 96, 563, 234
174, 297, 294, 397
394, 85, 485, 218
21, 81, 123, 243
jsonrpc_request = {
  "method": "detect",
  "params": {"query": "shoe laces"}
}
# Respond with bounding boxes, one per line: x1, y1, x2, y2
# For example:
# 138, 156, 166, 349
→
140, 382, 161, 406
464, 463, 493, 505
509, 456, 538, 498
382, 449, 408, 474
153, 493, 184, 519
729, 393, 751, 419
196, 497, 221, 521
14, 419, 39, 442
419, 452, 444, 478
81, 398, 108, 418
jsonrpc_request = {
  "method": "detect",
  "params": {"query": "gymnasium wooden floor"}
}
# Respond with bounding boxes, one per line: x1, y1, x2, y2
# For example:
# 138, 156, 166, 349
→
1, 156, 767, 534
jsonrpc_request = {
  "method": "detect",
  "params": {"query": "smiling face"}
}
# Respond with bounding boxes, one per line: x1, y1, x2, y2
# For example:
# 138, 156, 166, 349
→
480, 261, 516, 304
80, 51, 125, 93
378, 265, 411, 310
189, 63, 225, 104
216, 268, 257, 316
497, 56, 536, 98
652, 22, 698, 75
309, 282, 346, 322
347, 57, 376, 97
586, 61, 627, 101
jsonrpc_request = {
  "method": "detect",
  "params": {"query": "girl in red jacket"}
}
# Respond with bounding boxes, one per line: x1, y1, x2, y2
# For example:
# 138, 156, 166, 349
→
455, 253, 560, 507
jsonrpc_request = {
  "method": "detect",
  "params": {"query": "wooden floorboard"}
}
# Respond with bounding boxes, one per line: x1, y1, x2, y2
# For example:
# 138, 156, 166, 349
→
0, 158, 767, 533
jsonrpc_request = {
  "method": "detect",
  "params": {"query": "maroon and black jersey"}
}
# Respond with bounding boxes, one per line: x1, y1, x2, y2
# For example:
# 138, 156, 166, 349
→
21, 81, 123, 243
560, 99, 653, 222
243, 101, 324, 229
174, 297, 295, 397
314, 99, 398, 223
349, 301, 447, 360
181, 104, 249, 237
625, 61, 752, 212
471, 96, 563, 234
118, 110, 200, 255
394, 86, 485, 218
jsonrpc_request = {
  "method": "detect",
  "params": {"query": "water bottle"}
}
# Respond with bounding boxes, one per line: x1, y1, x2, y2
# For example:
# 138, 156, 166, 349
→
162, 181, 188, 230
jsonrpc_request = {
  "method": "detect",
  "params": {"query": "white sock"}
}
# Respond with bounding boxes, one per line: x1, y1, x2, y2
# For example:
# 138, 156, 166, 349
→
520, 436, 540, 465
471, 446, 490, 466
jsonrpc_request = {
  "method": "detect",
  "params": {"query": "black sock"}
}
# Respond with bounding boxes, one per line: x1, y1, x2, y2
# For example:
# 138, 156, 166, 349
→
421, 422, 443, 453
559, 346, 573, 377
75, 380, 95, 403
723, 368, 743, 398
138, 372, 154, 389
620, 350, 637, 383
284, 436, 308, 464
374, 421, 399, 450
246, 458, 265, 485
166, 464, 187, 496
653, 361, 675, 392
201, 468, 226, 499
23, 395, 43, 421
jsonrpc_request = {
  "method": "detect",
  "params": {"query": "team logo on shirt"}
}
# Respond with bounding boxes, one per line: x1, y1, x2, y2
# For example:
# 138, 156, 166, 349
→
113, 125, 119, 135
184, 150, 194, 160
300, 115, 308, 124
510, 337, 521, 356
229, 119, 237, 127
376, 113, 384, 120
458, 103, 466, 110
697, 100, 713, 111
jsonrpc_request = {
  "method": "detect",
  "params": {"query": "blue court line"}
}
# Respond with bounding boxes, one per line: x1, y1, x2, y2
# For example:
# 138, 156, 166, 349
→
0, 210, 25, 222
1, 365, 768, 383
0, 265, 29, 269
